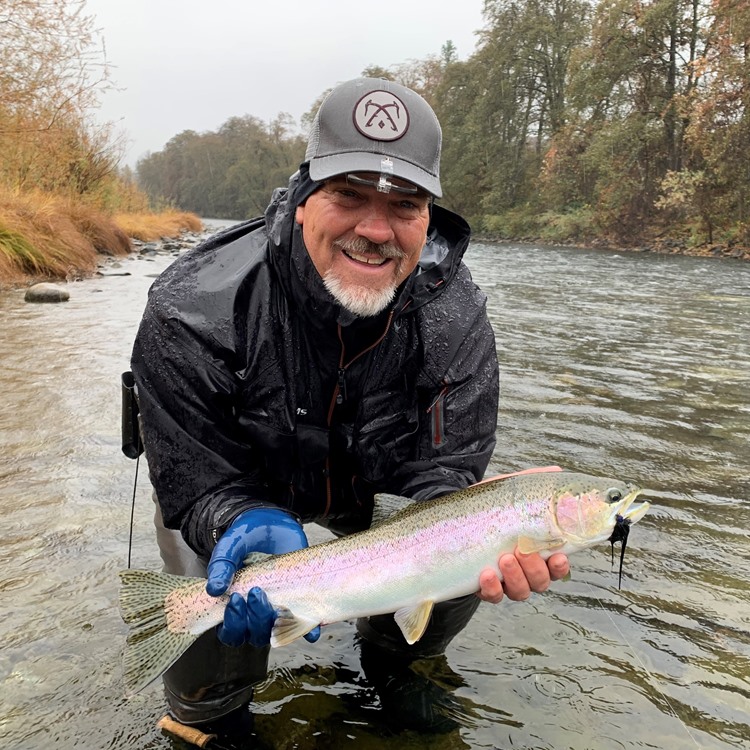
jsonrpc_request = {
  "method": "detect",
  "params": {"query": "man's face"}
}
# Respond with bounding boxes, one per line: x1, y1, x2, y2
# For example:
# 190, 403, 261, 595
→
295, 173, 431, 317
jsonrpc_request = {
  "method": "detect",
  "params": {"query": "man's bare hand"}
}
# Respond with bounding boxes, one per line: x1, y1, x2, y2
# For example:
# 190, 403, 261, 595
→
478, 549, 570, 603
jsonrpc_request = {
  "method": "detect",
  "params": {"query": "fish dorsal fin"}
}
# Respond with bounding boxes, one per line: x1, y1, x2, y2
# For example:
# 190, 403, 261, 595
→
242, 551, 274, 567
371, 492, 413, 527
270, 606, 320, 647
394, 601, 434, 645
517, 534, 566, 555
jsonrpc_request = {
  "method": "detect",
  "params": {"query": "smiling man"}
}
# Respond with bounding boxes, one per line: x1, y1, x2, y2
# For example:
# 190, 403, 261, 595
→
130, 77, 569, 737
297, 173, 430, 316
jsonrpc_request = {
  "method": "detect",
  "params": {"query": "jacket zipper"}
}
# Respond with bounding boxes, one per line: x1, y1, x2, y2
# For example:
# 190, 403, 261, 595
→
336, 368, 347, 405
323, 310, 395, 516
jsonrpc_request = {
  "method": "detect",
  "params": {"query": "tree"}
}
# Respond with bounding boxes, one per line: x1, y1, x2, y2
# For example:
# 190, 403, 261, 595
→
433, 0, 589, 221
678, 0, 750, 241
0, 0, 118, 195
136, 116, 306, 219
441, 40, 458, 67
544, 0, 714, 237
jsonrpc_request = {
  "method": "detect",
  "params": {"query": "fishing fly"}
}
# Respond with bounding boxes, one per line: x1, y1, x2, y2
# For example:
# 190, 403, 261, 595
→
608, 514, 631, 589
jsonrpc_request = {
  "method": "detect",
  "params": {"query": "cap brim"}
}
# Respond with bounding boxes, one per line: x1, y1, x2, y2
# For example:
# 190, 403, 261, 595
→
309, 152, 442, 198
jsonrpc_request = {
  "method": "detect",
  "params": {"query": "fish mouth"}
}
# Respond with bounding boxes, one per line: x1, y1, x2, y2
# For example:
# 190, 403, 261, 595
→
608, 486, 650, 589
611, 486, 650, 526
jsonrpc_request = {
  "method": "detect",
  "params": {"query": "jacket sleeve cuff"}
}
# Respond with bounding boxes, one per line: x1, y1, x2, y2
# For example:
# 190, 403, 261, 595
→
181, 494, 300, 559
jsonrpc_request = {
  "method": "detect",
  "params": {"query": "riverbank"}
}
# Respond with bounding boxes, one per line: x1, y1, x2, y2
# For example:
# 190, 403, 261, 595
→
0, 187, 203, 289
4, 204, 748, 294
475, 232, 750, 261
573, 236, 750, 261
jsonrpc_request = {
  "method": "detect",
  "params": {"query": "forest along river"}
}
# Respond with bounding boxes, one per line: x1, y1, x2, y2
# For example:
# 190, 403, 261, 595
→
0, 227, 748, 750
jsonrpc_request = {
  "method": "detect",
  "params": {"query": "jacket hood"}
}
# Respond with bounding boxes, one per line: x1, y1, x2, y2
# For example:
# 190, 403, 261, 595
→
264, 165, 472, 326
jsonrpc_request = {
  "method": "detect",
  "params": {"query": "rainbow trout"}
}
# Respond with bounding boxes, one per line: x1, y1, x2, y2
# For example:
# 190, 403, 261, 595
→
119, 470, 649, 694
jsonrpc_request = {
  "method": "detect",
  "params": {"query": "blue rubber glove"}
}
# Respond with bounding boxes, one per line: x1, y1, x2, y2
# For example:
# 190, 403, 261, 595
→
206, 508, 321, 647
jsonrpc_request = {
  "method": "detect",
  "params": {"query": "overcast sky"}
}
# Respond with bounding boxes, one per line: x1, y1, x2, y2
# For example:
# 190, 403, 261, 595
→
84, 0, 486, 168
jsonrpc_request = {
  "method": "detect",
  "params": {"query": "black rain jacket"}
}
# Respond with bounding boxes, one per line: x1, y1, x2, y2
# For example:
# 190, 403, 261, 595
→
131, 167, 499, 558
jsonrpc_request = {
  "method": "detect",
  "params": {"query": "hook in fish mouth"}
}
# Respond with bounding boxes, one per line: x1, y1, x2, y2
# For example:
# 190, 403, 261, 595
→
607, 487, 649, 589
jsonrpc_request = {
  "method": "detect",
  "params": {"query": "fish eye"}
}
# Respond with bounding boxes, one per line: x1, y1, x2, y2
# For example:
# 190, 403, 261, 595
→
607, 488, 623, 503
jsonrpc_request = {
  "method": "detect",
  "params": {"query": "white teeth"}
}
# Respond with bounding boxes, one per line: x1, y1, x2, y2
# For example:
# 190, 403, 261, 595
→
344, 250, 387, 265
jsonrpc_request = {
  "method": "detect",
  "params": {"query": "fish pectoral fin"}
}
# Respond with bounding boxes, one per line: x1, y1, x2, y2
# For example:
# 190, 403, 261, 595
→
394, 601, 434, 645
270, 607, 320, 648
517, 534, 566, 554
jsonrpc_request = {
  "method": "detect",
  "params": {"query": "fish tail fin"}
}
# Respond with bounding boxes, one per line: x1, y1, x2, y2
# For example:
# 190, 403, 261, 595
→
118, 569, 201, 696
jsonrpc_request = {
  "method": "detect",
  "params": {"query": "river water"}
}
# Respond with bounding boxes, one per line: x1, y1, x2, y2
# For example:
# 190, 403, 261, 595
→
1, 229, 748, 749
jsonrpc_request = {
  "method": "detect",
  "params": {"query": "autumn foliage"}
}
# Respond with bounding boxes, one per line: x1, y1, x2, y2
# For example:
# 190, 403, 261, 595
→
133, 2, 750, 257
0, 188, 130, 282
5, 0, 748, 280
426, 0, 750, 252
0, 0, 201, 284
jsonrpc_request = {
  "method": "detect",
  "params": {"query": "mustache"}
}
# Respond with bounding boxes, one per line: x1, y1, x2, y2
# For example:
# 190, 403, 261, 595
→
333, 237, 406, 261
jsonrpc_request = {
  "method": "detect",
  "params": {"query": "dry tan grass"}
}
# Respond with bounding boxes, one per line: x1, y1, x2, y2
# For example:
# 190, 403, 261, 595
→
112, 210, 203, 241
68, 201, 132, 256
0, 189, 100, 280
0, 189, 202, 285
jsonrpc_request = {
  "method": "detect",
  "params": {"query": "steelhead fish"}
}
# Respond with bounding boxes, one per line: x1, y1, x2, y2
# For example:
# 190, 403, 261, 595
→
119, 470, 650, 695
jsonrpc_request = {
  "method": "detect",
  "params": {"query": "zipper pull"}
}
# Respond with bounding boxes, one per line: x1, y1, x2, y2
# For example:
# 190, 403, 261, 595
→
336, 368, 347, 404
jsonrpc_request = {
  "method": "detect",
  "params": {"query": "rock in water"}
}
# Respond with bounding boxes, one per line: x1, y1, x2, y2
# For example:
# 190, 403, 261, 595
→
24, 283, 70, 303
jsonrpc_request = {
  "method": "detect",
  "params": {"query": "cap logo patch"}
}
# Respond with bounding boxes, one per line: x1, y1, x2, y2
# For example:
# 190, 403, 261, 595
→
353, 90, 410, 142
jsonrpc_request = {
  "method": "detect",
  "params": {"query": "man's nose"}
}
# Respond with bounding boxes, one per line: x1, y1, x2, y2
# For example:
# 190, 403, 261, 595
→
354, 206, 395, 245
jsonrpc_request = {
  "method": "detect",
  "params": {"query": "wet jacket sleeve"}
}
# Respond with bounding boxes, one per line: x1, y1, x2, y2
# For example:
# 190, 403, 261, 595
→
389, 267, 499, 502
131, 281, 280, 558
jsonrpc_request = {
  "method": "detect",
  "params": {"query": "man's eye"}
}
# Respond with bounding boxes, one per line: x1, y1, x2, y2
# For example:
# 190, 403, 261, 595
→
397, 199, 428, 213
336, 188, 361, 200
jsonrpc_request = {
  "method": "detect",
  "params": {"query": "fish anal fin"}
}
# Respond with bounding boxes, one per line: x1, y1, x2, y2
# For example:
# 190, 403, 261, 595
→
394, 601, 434, 645
517, 535, 566, 555
270, 607, 320, 648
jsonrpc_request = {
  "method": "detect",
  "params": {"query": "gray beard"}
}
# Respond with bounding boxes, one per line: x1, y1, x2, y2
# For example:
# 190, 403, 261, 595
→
323, 272, 397, 317
324, 238, 406, 317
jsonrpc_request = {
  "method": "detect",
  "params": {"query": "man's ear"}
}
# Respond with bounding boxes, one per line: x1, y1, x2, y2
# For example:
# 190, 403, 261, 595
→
295, 205, 305, 225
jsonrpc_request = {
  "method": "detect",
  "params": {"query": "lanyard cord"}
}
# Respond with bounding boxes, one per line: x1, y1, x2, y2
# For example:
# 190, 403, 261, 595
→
127, 453, 140, 569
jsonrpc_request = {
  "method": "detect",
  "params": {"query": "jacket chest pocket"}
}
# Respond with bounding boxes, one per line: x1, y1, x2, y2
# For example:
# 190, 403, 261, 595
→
354, 391, 420, 481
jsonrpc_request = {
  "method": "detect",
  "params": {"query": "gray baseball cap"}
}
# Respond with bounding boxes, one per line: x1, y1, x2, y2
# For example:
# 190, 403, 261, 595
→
305, 77, 443, 198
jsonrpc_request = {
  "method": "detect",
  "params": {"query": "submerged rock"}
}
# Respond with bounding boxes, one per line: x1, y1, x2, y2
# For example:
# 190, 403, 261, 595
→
24, 283, 70, 303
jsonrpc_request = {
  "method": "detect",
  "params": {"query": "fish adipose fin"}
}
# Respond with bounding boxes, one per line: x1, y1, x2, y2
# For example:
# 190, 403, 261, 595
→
394, 600, 434, 644
118, 569, 202, 696
271, 607, 321, 647
517, 534, 566, 555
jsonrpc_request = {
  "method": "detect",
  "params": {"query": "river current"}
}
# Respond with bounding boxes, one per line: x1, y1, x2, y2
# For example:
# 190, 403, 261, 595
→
1, 228, 748, 749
